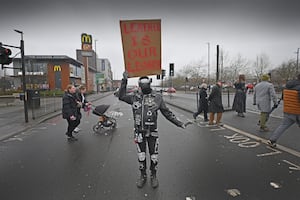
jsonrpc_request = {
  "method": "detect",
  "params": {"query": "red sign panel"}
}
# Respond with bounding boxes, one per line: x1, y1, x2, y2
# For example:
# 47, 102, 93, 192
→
120, 19, 161, 78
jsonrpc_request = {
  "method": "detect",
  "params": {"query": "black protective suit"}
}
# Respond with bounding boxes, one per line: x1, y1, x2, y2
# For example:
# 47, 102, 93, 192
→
119, 78, 184, 175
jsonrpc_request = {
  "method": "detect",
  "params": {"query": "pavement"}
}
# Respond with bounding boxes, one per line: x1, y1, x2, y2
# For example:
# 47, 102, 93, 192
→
163, 91, 283, 118
0, 92, 113, 141
0, 90, 283, 141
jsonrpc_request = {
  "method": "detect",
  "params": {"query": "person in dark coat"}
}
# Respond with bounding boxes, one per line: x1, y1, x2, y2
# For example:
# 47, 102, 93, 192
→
193, 83, 208, 121
208, 81, 224, 126
232, 78, 247, 117
62, 84, 81, 141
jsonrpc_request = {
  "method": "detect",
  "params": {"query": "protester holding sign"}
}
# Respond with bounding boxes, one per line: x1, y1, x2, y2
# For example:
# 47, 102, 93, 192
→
119, 71, 187, 189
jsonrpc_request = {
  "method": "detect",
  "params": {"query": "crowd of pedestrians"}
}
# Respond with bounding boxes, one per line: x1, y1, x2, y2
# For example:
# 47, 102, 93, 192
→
192, 73, 299, 149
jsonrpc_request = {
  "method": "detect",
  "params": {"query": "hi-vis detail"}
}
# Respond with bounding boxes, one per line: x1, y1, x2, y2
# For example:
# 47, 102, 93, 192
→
53, 65, 61, 72
81, 33, 92, 44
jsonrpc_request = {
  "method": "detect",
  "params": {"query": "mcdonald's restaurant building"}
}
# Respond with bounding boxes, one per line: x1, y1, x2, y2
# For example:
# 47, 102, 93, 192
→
12, 55, 84, 90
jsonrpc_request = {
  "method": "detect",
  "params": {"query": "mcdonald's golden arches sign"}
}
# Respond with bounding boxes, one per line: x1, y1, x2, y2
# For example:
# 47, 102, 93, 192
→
81, 33, 93, 51
53, 65, 61, 72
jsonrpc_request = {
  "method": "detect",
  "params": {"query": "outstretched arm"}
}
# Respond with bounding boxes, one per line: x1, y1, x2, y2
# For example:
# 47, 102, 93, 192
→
159, 97, 185, 128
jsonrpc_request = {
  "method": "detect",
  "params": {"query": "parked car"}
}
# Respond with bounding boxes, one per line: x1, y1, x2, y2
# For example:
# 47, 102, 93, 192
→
126, 86, 138, 94
167, 87, 176, 93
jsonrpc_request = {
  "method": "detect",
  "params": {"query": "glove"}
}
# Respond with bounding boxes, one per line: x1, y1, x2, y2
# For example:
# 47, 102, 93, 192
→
181, 121, 192, 129
123, 71, 128, 80
181, 123, 186, 129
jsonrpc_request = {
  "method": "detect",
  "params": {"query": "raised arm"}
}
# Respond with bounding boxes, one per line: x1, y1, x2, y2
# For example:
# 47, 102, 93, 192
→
118, 71, 133, 104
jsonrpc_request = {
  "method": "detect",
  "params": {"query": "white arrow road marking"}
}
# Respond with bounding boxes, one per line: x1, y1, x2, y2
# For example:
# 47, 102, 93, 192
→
226, 189, 241, 197
282, 160, 300, 171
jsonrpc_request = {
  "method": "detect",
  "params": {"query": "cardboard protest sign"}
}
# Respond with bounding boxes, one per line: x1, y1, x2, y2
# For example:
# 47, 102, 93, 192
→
120, 19, 161, 78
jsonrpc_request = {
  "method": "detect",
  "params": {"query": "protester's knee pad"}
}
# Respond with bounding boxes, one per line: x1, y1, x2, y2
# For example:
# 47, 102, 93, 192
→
138, 152, 146, 162
150, 154, 158, 164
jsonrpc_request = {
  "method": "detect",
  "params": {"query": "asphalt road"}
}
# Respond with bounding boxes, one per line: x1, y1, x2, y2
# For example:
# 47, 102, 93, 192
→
0, 94, 299, 200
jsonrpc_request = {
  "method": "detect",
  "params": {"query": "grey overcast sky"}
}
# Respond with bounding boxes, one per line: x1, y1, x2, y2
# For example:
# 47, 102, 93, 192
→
1, 0, 300, 81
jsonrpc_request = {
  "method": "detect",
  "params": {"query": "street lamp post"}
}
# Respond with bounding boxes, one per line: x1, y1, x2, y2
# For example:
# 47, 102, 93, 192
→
14, 29, 28, 123
207, 42, 210, 87
216, 44, 220, 82
296, 48, 299, 74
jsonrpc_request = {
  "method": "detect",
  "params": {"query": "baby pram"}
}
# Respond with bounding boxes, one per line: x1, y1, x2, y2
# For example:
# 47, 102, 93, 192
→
92, 104, 117, 133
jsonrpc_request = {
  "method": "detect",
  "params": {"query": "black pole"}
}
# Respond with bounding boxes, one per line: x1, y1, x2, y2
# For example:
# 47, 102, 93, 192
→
21, 36, 28, 123
185, 78, 187, 93
216, 45, 219, 82
297, 48, 299, 74
162, 77, 164, 92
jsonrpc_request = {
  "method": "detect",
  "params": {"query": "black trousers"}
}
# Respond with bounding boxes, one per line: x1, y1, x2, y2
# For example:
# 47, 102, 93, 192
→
195, 107, 208, 120
136, 134, 159, 174
66, 118, 80, 136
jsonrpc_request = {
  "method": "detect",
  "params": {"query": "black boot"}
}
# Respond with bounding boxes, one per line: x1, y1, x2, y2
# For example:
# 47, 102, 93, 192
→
193, 113, 197, 120
150, 171, 159, 188
136, 171, 147, 188
66, 132, 78, 141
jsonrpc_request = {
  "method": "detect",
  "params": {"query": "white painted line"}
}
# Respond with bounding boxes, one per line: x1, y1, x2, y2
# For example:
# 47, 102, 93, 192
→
223, 124, 300, 158
257, 146, 282, 157
282, 160, 300, 171
189, 115, 300, 158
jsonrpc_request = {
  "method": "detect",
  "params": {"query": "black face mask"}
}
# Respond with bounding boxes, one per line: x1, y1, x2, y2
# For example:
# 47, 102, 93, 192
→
140, 83, 151, 94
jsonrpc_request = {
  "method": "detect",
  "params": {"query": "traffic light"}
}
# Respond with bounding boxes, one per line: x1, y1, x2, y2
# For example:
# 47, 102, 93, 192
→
0, 46, 13, 65
169, 63, 174, 76
162, 69, 166, 79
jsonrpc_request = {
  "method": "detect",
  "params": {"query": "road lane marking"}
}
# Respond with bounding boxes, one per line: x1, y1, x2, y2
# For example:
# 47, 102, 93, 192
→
282, 160, 300, 171
224, 133, 260, 148
257, 146, 282, 157
167, 103, 300, 159
223, 124, 300, 159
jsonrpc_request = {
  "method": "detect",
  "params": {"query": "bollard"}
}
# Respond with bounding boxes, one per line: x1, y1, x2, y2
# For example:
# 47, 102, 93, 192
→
196, 92, 199, 110
227, 89, 230, 108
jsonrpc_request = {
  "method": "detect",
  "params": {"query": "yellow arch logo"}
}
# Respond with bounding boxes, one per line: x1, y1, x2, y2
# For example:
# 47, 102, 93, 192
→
53, 65, 61, 71
81, 33, 92, 44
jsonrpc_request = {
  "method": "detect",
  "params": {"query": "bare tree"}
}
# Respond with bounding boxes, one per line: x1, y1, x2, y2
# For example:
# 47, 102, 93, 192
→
222, 53, 249, 83
253, 53, 271, 80
272, 59, 297, 85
